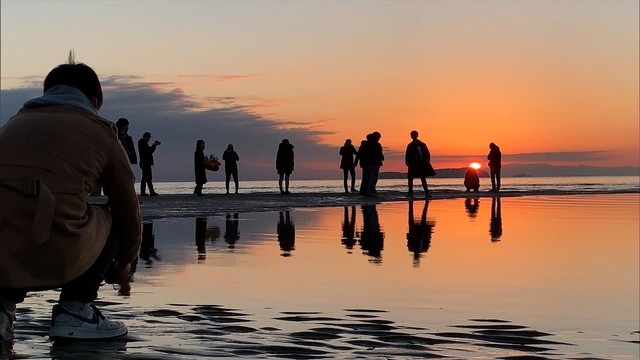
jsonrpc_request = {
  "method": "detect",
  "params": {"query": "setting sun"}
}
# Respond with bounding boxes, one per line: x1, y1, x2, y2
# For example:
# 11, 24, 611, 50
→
469, 162, 481, 170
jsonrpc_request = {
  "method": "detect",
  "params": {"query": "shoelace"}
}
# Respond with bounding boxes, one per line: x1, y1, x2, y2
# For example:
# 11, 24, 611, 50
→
89, 305, 106, 320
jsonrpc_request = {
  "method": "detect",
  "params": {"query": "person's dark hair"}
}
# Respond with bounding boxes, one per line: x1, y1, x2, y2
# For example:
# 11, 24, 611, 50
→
143, 132, 151, 138
43, 63, 103, 108
196, 139, 205, 149
410, 130, 419, 138
116, 118, 129, 129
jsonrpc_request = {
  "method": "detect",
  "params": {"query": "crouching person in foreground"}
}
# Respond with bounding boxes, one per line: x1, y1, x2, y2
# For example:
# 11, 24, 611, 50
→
0, 60, 141, 342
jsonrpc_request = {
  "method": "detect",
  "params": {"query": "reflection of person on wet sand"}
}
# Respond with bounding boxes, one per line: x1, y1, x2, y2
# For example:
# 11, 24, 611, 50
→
359, 204, 384, 262
195, 218, 207, 260
140, 222, 160, 266
465, 198, 480, 219
406, 200, 435, 266
341, 206, 357, 250
277, 211, 296, 256
490, 197, 503, 242
224, 213, 240, 248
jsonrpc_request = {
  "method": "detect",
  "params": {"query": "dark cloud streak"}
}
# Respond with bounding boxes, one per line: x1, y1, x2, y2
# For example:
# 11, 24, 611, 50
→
1, 76, 339, 181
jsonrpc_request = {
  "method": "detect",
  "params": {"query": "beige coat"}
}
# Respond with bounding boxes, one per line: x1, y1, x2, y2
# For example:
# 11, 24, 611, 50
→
0, 105, 141, 288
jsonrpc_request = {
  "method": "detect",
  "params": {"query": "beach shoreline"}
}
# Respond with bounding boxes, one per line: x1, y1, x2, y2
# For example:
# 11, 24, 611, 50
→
131, 189, 640, 220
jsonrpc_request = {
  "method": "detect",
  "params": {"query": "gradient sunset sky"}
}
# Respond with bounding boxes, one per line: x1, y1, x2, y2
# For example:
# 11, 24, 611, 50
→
1, 0, 638, 180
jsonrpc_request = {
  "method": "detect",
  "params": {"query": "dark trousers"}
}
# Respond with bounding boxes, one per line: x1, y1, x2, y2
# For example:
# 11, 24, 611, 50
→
140, 165, 154, 194
490, 168, 501, 190
359, 167, 370, 195
366, 166, 380, 195
225, 170, 238, 192
342, 168, 355, 192
0, 224, 119, 305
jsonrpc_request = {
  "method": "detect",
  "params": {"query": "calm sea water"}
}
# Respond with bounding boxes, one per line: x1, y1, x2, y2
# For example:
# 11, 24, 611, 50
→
150, 176, 640, 195
127, 194, 639, 358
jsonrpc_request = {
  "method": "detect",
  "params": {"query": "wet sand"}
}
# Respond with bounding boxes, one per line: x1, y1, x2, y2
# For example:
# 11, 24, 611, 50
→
2, 190, 638, 359
5, 297, 606, 360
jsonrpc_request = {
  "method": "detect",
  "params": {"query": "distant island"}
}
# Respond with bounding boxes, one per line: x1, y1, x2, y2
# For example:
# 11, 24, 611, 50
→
379, 164, 639, 179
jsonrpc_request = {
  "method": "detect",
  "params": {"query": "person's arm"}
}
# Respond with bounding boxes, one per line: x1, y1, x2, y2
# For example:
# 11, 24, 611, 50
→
102, 136, 142, 268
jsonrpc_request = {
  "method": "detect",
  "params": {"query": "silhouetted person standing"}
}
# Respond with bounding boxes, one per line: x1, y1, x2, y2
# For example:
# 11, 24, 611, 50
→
487, 143, 502, 192
365, 132, 384, 196
224, 213, 240, 249
339, 139, 358, 193
406, 200, 434, 267
405, 130, 432, 199
277, 211, 295, 256
138, 132, 160, 196
490, 197, 503, 242
276, 139, 294, 194
341, 206, 357, 250
194, 140, 206, 196
223, 144, 240, 194
356, 137, 370, 195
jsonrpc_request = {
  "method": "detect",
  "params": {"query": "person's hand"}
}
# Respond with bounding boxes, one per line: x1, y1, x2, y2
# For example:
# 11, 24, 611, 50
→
153, 140, 161, 146
110, 262, 131, 285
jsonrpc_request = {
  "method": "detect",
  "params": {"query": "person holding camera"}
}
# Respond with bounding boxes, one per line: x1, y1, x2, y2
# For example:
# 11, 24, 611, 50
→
0, 59, 141, 341
138, 132, 160, 196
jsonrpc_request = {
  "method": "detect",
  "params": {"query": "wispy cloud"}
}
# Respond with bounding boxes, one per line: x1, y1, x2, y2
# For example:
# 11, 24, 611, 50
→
215, 73, 261, 82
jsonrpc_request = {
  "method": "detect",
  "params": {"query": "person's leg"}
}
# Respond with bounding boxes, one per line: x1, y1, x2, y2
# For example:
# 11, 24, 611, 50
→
420, 176, 430, 197
407, 176, 413, 197
349, 168, 356, 192
140, 167, 148, 195
496, 169, 501, 191
194, 183, 203, 195
225, 171, 231, 194
490, 170, 496, 191
278, 173, 284, 194
232, 170, 239, 193
284, 174, 290, 193
367, 166, 380, 195
0, 290, 25, 341
50, 221, 128, 339
342, 169, 349, 192
359, 167, 370, 195
148, 167, 157, 195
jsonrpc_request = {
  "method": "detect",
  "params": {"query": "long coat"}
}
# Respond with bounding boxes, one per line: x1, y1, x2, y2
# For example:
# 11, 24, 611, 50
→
339, 144, 357, 170
0, 105, 141, 288
118, 132, 137, 164
276, 143, 295, 174
405, 139, 431, 179
194, 149, 207, 185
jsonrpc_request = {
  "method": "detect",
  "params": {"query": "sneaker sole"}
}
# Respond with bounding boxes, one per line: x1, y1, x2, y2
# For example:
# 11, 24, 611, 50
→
50, 326, 127, 340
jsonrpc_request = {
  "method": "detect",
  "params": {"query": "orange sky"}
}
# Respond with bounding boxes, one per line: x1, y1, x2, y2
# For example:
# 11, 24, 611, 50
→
1, 1, 638, 173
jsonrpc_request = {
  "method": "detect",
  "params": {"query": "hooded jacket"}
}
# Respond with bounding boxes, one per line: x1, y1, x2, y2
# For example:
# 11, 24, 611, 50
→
0, 85, 141, 288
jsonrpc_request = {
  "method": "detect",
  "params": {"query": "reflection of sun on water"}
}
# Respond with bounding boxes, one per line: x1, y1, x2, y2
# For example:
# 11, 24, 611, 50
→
469, 162, 481, 170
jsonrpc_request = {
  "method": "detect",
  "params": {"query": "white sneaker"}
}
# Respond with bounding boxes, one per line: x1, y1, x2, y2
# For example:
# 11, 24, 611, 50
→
0, 306, 15, 341
49, 304, 127, 340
